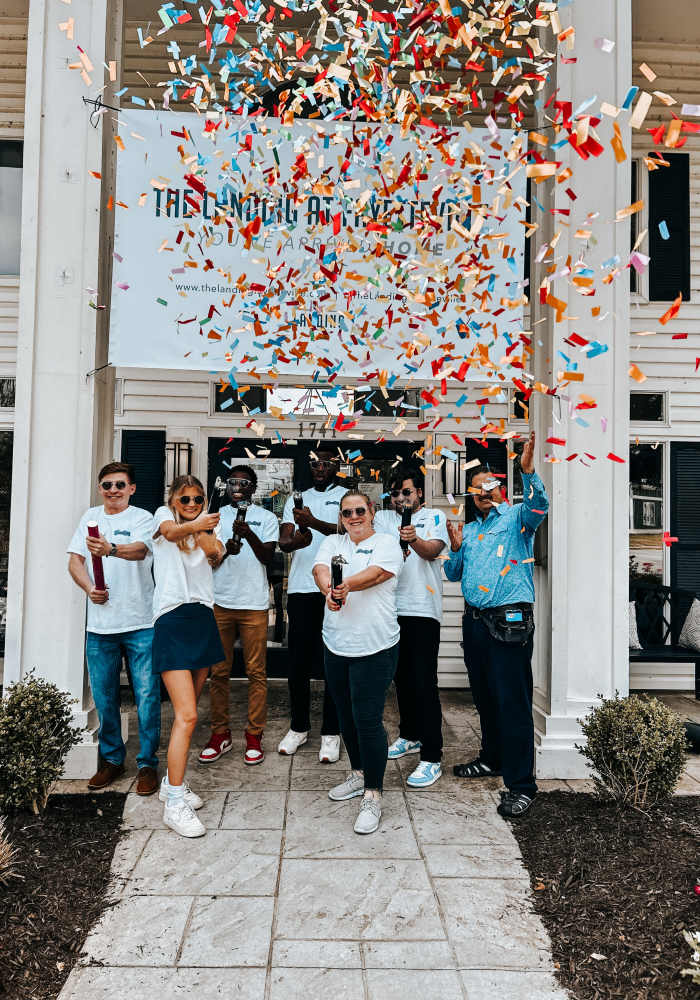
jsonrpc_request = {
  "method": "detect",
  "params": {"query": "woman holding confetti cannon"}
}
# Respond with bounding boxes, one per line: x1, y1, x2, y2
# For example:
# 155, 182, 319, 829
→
151, 476, 225, 838
312, 491, 403, 835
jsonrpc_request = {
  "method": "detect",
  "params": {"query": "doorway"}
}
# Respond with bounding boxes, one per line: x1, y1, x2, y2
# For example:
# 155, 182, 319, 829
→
207, 436, 421, 676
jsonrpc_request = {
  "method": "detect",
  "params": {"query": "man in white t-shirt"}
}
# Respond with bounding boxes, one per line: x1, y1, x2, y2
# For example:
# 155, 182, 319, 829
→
277, 451, 346, 763
67, 462, 160, 796
374, 465, 449, 789
200, 465, 279, 766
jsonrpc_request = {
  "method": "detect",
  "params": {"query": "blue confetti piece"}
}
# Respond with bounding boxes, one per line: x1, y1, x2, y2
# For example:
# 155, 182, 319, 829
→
622, 86, 638, 110
658, 220, 670, 240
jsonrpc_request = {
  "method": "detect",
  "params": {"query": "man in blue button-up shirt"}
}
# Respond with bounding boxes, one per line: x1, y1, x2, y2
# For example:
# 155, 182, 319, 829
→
445, 432, 548, 818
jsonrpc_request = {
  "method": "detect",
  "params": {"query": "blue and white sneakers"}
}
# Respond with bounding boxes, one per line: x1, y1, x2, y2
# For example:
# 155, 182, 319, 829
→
387, 737, 421, 760
406, 761, 442, 789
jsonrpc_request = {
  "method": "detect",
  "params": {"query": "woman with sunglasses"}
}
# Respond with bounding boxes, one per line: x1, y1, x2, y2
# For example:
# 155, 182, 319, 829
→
312, 491, 403, 834
152, 475, 224, 837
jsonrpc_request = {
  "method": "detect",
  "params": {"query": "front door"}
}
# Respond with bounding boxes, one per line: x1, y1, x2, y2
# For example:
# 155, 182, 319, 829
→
207, 437, 420, 676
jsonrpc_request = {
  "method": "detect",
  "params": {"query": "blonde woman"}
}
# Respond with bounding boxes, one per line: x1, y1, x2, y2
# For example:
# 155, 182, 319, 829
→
312, 491, 403, 834
152, 476, 224, 837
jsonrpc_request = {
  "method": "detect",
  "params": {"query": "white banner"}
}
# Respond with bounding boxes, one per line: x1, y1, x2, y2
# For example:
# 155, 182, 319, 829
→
110, 112, 526, 378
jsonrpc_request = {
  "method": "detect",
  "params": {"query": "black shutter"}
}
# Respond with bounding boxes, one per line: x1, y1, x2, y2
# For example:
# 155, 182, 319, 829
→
670, 442, 700, 595
121, 430, 166, 513
648, 152, 690, 302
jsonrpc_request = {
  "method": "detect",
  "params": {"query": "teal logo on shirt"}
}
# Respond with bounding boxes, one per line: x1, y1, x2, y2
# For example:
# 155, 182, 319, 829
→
356, 547, 373, 555
113, 530, 131, 536
325, 500, 340, 507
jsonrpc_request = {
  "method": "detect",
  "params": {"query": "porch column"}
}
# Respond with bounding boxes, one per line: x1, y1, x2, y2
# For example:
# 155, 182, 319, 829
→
5, 0, 116, 775
532, 0, 632, 776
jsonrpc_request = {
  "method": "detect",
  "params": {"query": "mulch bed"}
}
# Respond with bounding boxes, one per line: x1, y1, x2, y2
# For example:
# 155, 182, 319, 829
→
509, 791, 700, 1000
0, 794, 126, 1000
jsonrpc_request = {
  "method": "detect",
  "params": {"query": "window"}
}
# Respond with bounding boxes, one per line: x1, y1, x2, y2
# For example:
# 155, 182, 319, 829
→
648, 152, 690, 302
0, 141, 22, 276
510, 389, 530, 421
353, 388, 420, 417
213, 384, 267, 414
630, 392, 665, 423
0, 378, 15, 408
629, 442, 664, 584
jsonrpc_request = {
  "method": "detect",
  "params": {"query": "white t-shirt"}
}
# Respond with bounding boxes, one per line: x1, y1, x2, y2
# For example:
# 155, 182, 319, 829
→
374, 507, 449, 622
213, 503, 280, 610
68, 505, 155, 635
314, 532, 403, 658
151, 506, 216, 621
282, 484, 347, 594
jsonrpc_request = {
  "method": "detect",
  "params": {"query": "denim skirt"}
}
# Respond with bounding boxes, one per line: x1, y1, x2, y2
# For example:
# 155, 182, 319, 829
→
152, 602, 225, 674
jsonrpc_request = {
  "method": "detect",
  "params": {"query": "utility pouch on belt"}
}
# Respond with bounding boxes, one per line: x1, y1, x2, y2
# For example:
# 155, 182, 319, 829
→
479, 604, 534, 646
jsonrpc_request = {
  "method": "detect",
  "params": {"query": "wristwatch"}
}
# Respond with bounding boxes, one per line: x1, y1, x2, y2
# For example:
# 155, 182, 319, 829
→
108, 542, 117, 558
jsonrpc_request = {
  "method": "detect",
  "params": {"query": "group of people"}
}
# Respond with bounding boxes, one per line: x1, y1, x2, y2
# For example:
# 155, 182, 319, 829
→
68, 434, 548, 839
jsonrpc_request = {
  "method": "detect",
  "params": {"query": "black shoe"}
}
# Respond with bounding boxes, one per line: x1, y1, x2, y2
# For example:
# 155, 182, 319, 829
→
497, 791, 535, 817
453, 758, 501, 779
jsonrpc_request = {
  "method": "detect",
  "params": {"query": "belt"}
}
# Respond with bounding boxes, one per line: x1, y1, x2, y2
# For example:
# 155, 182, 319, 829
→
463, 601, 532, 620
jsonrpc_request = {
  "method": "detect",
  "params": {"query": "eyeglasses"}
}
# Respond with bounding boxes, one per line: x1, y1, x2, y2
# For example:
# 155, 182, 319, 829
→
341, 507, 368, 518
310, 460, 335, 470
179, 494, 205, 505
390, 488, 414, 498
227, 478, 253, 488
100, 480, 128, 491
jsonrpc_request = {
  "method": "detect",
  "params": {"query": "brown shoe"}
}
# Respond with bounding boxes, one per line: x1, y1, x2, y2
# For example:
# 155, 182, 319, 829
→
136, 766, 159, 796
88, 761, 125, 790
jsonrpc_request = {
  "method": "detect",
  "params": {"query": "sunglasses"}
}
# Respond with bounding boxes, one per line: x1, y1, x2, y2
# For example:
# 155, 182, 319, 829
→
178, 494, 205, 505
310, 460, 335, 470
390, 488, 415, 498
227, 478, 253, 488
341, 507, 368, 518
100, 480, 128, 491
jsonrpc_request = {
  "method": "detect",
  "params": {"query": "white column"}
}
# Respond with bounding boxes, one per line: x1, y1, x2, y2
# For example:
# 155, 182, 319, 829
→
5, 0, 113, 774
532, 0, 631, 777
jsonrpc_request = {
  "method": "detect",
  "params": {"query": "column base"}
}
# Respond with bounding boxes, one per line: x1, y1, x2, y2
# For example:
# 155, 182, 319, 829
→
533, 700, 594, 780
62, 709, 129, 779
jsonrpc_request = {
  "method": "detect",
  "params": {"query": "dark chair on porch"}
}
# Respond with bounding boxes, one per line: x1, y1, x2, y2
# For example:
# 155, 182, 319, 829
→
629, 582, 700, 699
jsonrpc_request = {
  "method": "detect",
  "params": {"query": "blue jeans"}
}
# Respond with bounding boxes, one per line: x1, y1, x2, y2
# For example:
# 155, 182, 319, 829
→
86, 628, 160, 770
324, 643, 399, 792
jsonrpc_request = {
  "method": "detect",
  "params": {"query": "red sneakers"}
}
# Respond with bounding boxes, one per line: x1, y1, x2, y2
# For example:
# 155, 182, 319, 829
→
198, 729, 233, 764
244, 732, 264, 766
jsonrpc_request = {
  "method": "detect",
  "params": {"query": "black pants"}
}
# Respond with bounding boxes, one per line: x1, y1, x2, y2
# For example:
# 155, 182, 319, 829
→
462, 613, 537, 798
395, 615, 443, 763
287, 592, 340, 735
324, 643, 399, 791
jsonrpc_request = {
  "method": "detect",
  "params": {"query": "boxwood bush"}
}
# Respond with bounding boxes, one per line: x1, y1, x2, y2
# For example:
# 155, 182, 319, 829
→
0, 672, 81, 814
577, 693, 686, 809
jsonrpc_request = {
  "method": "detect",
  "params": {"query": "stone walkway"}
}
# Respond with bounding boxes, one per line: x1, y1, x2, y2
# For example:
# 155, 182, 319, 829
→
58, 683, 700, 1000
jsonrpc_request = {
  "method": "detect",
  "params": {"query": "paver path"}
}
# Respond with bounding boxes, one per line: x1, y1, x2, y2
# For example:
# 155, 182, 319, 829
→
60, 682, 573, 1000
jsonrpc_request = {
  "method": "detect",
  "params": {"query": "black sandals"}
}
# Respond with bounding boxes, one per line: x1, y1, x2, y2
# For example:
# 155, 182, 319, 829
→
452, 758, 501, 779
497, 791, 534, 817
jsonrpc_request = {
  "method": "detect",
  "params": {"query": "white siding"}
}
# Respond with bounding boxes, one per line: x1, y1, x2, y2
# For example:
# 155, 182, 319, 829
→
0, 15, 26, 140
0, 276, 19, 373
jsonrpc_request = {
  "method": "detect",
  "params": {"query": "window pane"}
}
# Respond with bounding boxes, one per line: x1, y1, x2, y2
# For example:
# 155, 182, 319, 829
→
629, 442, 663, 583
0, 378, 15, 408
0, 141, 22, 275
630, 392, 664, 422
214, 384, 267, 413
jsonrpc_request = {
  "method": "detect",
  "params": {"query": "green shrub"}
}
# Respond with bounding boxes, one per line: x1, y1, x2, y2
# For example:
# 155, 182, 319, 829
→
681, 930, 700, 986
0, 672, 81, 814
577, 693, 686, 809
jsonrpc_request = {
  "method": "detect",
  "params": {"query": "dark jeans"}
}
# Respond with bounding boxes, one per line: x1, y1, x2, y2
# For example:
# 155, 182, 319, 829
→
396, 616, 443, 762
462, 613, 537, 798
287, 592, 340, 735
324, 643, 399, 792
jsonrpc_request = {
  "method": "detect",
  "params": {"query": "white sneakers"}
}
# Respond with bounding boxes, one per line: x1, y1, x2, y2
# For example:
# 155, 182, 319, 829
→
319, 734, 341, 763
354, 796, 382, 835
159, 776, 203, 810
163, 800, 206, 838
328, 772, 365, 801
278, 729, 308, 755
